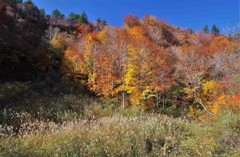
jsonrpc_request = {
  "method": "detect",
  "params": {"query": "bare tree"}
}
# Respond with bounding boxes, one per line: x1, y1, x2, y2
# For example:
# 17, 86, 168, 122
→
175, 49, 215, 115
224, 24, 240, 42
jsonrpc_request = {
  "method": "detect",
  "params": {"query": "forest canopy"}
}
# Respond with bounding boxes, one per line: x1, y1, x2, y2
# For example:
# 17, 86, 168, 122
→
0, 0, 239, 118
0, 1, 239, 156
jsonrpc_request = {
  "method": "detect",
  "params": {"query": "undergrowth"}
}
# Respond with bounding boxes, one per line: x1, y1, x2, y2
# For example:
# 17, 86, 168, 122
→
0, 82, 239, 156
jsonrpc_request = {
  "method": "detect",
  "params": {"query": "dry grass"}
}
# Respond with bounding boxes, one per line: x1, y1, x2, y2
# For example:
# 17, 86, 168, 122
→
0, 85, 239, 156
0, 110, 239, 157
0, 114, 187, 156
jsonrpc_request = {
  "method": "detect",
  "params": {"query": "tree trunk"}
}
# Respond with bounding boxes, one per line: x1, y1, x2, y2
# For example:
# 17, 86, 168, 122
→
122, 92, 125, 108
194, 92, 214, 115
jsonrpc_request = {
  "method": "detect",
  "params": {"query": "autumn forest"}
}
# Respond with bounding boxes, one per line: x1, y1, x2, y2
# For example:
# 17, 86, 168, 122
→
0, 0, 239, 156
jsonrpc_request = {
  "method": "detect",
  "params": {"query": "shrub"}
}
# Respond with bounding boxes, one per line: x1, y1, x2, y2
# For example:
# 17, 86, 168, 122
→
0, 82, 30, 104
177, 110, 240, 156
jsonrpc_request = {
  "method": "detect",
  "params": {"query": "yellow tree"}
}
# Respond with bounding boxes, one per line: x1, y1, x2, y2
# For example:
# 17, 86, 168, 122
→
124, 26, 156, 110
62, 45, 86, 79
83, 33, 98, 86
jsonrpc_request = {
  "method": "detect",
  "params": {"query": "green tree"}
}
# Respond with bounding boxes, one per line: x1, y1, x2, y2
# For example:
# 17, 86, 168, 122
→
211, 24, 220, 36
8, 0, 23, 6
51, 9, 65, 25
77, 11, 88, 25
96, 18, 101, 24
203, 25, 209, 34
96, 18, 107, 25
52, 9, 61, 20
68, 12, 80, 24
39, 8, 45, 16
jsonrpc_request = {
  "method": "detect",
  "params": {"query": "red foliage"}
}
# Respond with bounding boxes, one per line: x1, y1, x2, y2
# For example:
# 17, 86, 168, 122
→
73, 23, 79, 28
78, 24, 92, 34
123, 15, 139, 28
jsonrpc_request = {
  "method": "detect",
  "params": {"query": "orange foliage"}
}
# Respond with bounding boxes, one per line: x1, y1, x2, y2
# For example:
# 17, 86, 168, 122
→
129, 26, 147, 41
123, 15, 139, 28
209, 36, 237, 55
62, 15, 238, 114
78, 24, 92, 34
141, 15, 159, 27
227, 93, 240, 112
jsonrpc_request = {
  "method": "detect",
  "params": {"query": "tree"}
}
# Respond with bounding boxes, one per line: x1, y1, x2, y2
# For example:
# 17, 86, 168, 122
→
141, 15, 159, 27
51, 9, 64, 25
39, 8, 45, 17
51, 34, 66, 50
68, 12, 80, 24
5, 0, 22, 7
211, 24, 219, 36
203, 25, 209, 34
175, 47, 215, 115
88, 30, 117, 98
224, 24, 240, 42
96, 18, 101, 24
123, 15, 139, 28
96, 18, 107, 26
124, 45, 143, 109
123, 26, 159, 110
111, 29, 129, 108
152, 48, 174, 108
62, 43, 86, 79
44, 26, 60, 41
95, 18, 108, 31
52, 9, 61, 20
78, 11, 88, 25
58, 13, 239, 115
78, 24, 92, 34
208, 36, 237, 56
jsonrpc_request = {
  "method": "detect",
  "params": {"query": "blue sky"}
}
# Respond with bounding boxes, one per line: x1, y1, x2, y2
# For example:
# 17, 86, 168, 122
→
29, 0, 239, 32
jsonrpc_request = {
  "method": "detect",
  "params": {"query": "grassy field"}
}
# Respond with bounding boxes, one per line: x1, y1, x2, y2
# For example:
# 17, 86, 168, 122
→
0, 83, 239, 156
